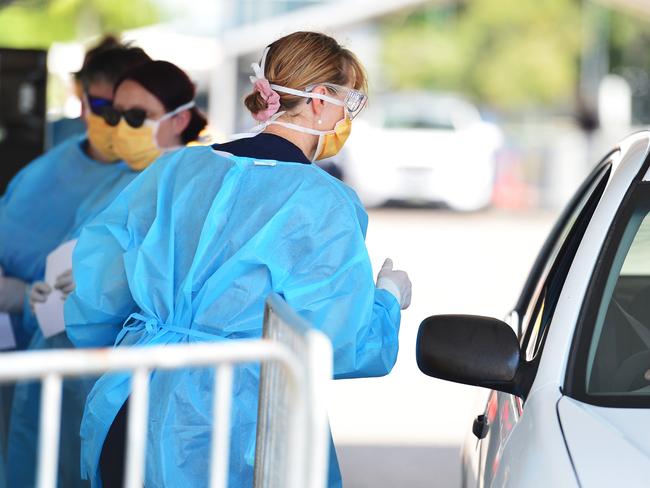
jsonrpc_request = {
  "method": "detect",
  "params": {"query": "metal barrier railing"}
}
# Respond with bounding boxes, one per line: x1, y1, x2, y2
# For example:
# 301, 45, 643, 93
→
0, 294, 332, 488
254, 294, 331, 488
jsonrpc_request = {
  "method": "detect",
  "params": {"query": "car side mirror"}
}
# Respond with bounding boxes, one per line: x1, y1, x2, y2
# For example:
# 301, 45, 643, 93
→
416, 315, 522, 397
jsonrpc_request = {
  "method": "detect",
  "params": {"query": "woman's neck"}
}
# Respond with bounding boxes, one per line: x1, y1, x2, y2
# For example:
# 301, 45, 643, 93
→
85, 141, 115, 164
263, 122, 318, 161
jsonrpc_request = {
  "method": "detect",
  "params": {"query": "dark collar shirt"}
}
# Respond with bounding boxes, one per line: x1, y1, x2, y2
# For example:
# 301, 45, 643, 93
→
212, 133, 311, 165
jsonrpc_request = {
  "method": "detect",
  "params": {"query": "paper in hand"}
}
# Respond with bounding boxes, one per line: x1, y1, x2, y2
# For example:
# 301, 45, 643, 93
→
0, 313, 16, 350
34, 240, 77, 338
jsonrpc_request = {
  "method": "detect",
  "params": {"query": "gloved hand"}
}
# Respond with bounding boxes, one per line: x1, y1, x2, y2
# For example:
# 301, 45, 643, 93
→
0, 275, 28, 314
29, 281, 52, 313
54, 269, 75, 300
376, 258, 412, 310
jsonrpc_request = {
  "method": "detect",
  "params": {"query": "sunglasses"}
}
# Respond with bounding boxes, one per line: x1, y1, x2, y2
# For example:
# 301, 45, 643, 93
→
86, 94, 148, 128
100, 106, 149, 128
86, 94, 112, 116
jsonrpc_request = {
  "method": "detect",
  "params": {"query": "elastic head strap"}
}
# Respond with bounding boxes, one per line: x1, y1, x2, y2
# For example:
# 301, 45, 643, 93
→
159, 100, 196, 122
250, 46, 271, 83
268, 119, 334, 137
260, 45, 270, 76
268, 84, 344, 107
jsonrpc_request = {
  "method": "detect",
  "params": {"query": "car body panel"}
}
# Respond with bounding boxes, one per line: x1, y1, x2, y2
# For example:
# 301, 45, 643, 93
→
558, 396, 650, 487
461, 389, 491, 487
476, 391, 520, 487
463, 386, 577, 487
491, 385, 577, 487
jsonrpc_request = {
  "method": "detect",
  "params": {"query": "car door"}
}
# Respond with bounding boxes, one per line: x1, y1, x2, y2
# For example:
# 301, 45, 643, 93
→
465, 156, 616, 488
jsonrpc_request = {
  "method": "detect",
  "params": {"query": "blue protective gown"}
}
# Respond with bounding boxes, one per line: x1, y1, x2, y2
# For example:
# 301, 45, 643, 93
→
0, 136, 126, 348
3, 143, 137, 488
64, 144, 401, 488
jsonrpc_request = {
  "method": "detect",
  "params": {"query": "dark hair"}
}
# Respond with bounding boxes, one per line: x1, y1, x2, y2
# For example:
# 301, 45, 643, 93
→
115, 60, 207, 144
73, 35, 122, 81
79, 44, 151, 91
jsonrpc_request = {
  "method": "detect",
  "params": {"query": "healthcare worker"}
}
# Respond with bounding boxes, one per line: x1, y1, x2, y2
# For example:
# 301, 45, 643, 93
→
0, 43, 150, 349
29, 59, 207, 309
51, 35, 122, 145
3, 45, 153, 488
65, 31, 412, 488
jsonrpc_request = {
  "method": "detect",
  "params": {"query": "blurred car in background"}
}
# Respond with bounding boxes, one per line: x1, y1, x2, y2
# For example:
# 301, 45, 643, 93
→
417, 132, 650, 486
337, 91, 503, 211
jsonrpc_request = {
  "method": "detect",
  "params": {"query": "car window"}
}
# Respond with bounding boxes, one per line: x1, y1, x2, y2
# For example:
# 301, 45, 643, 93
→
520, 164, 612, 360
586, 204, 650, 396
514, 156, 619, 321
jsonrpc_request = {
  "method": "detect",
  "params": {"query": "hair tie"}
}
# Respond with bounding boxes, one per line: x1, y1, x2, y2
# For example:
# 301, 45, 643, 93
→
252, 78, 281, 122
249, 46, 281, 122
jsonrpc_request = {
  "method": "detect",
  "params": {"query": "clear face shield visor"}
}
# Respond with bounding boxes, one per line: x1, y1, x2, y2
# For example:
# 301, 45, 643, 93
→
304, 83, 367, 120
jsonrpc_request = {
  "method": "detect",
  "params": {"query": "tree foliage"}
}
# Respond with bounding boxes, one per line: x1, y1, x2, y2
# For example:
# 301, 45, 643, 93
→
0, 0, 159, 48
608, 10, 650, 122
381, 0, 584, 110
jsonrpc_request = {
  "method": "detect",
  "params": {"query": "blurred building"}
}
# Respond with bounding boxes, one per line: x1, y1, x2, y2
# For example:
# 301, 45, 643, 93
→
203, 0, 433, 137
31, 0, 650, 210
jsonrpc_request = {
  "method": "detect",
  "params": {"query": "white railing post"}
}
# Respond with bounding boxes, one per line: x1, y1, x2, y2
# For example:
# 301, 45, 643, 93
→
305, 331, 332, 488
124, 367, 151, 488
36, 373, 63, 488
210, 364, 234, 488
254, 294, 332, 488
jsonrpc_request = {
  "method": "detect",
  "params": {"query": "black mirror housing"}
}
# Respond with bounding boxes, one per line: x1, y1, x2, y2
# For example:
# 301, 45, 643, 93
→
416, 315, 521, 396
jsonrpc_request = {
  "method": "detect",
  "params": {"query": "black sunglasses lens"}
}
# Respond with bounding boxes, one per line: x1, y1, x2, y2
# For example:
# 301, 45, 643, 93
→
87, 95, 112, 116
124, 109, 147, 128
96, 105, 147, 128
100, 106, 121, 127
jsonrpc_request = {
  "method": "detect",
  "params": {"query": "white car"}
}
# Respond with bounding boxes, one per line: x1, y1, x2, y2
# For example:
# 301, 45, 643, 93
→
341, 92, 503, 211
417, 131, 650, 486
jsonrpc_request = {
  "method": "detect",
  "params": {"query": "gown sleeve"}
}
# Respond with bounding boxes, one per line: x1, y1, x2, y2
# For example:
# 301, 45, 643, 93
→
280, 200, 401, 380
63, 166, 160, 348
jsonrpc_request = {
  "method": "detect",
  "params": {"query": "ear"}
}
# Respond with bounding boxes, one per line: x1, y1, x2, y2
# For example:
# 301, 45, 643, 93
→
308, 85, 328, 117
75, 82, 86, 114
172, 110, 191, 136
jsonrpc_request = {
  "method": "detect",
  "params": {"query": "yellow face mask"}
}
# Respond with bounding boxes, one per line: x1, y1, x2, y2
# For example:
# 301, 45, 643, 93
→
86, 113, 119, 161
112, 101, 196, 171
113, 119, 162, 171
312, 114, 351, 161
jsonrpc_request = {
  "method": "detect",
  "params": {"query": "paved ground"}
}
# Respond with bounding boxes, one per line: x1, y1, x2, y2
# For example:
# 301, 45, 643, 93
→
329, 207, 557, 487
337, 445, 462, 488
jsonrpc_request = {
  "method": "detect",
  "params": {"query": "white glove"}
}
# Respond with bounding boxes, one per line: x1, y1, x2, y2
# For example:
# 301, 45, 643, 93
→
0, 275, 28, 314
54, 269, 75, 299
29, 281, 52, 313
376, 258, 412, 310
